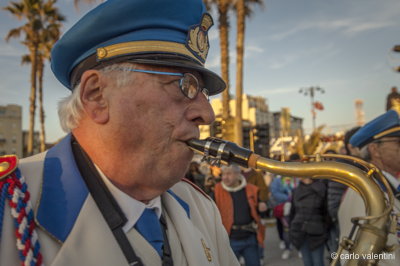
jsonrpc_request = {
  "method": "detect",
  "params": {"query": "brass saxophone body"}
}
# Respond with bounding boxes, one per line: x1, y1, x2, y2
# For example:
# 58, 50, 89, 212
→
188, 138, 397, 266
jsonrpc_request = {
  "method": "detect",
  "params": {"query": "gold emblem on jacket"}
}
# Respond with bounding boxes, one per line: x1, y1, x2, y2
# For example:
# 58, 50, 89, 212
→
201, 238, 212, 262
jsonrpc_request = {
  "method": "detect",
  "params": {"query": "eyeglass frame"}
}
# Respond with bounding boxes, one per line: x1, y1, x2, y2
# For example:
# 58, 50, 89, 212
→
116, 67, 209, 101
373, 138, 400, 145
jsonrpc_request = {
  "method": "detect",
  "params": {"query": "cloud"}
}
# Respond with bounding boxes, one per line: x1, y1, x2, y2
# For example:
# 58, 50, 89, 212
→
246, 45, 264, 56
268, 54, 299, 69
269, 18, 396, 41
247, 45, 264, 53
265, 43, 339, 70
307, 43, 340, 66
343, 21, 395, 35
208, 28, 219, 41
205, 54, 221, 69
258, 86, 299, 95
206, 47, 237, 69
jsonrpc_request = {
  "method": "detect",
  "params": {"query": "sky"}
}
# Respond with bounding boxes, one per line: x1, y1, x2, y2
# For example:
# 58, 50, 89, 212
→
0, 0, 399, 142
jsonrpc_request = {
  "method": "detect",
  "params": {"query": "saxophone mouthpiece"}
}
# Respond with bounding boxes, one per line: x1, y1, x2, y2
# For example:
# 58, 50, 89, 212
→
186, 138, 253, 167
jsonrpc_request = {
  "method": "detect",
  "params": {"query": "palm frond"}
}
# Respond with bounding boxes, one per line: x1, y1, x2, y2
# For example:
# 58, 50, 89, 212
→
21, 54, 31, 65
5, 27, 22, 41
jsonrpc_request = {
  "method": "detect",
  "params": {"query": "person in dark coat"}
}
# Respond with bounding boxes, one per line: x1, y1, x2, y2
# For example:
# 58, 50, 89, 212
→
289, 178, 328, 266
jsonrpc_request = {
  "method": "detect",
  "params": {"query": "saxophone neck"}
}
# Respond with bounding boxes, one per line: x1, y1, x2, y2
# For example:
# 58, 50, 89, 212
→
187, 138, 254, 167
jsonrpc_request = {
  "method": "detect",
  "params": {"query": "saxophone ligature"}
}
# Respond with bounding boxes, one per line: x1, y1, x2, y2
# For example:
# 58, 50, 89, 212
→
187, 137, 399, 266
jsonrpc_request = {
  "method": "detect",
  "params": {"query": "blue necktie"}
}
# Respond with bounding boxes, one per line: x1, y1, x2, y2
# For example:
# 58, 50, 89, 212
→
134, 208, 164, 257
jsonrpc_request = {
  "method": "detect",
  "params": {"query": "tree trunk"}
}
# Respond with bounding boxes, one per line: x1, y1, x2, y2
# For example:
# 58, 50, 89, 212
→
218, 6, 230, 120
234, 0, 245, 146
27, 45, 38, 156
38, 58, 46, 152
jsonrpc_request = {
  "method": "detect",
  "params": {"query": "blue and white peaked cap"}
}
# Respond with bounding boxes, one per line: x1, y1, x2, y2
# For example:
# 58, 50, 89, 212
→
51, 0, 225, 95
350, 109, 400, 148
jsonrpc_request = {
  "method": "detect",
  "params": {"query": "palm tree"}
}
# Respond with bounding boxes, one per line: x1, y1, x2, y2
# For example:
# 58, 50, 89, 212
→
5, 0, 64, 154
37, 0, 64, 151
234, 0, 263, 146
204, 0, 232, 121
4, 0, 43, 156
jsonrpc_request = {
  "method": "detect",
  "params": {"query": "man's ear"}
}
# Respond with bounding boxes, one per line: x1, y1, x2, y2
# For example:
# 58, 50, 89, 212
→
79, 70, 109, 124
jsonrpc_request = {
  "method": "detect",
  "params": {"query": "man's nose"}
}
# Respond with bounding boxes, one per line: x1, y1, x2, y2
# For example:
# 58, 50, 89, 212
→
187, 93, 215, 125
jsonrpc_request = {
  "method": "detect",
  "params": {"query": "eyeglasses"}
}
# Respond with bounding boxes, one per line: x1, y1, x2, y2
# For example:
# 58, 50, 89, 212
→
374, 139, 400, 145
117, 68, 209, 101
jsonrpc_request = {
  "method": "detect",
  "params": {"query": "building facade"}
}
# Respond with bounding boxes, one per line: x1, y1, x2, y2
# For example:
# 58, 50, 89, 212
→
201, 94, 275, 156
210, 94, 273, 128
0, 104, 23, 157
200, 95, 304, 158
271, 111, 304, 138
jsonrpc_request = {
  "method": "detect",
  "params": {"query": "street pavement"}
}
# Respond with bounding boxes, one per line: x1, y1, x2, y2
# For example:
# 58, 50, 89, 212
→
260, 219, 332, 266
262, 219, 303, 266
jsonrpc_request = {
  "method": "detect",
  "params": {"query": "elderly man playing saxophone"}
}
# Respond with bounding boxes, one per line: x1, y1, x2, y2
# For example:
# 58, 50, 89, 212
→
0, 0, 239, 265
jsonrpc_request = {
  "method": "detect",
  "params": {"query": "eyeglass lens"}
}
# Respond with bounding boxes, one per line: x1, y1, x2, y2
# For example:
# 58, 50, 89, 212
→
181, 73, 199, 99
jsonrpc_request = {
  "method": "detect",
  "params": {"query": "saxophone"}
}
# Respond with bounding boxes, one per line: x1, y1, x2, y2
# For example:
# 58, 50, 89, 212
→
187, 138, 398, 266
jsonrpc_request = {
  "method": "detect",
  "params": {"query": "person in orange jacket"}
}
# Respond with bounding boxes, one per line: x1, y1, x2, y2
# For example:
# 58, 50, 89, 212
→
214, 164, 265, 266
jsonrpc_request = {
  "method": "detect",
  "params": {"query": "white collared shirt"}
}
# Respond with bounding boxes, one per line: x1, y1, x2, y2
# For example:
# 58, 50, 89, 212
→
95, 165, 162, 233
383, 171, 400, 192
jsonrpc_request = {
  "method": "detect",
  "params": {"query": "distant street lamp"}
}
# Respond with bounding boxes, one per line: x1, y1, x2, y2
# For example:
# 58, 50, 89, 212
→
299, 86, 325, 131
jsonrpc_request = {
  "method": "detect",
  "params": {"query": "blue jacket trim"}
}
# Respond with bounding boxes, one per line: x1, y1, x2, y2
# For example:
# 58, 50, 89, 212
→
36, 134, 89, 242
167, 189, 190, 218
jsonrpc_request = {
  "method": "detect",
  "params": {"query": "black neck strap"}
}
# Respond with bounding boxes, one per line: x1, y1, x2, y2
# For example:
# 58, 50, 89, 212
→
71, 138, 174, 266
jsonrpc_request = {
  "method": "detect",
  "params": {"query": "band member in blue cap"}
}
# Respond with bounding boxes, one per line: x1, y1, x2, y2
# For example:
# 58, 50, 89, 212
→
0, 0, 239, 265
338, 109, 400, 265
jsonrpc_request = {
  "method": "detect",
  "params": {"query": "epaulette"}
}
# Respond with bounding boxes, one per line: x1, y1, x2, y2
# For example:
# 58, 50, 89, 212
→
0, 155, 18, 179
182, 178, 211, 201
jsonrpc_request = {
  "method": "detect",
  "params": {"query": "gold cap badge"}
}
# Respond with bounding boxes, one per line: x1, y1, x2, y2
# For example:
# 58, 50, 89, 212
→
186, 13, 213, 64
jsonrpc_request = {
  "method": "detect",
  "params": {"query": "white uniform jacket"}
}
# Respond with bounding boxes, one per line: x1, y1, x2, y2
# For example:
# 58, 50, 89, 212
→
0, 134, 239, 266
338, 173, 400, 266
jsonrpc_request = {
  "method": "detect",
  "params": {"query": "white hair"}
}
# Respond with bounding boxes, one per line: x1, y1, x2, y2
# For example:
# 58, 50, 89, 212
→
221, 164, 241, 173
58, 63, 137, 132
